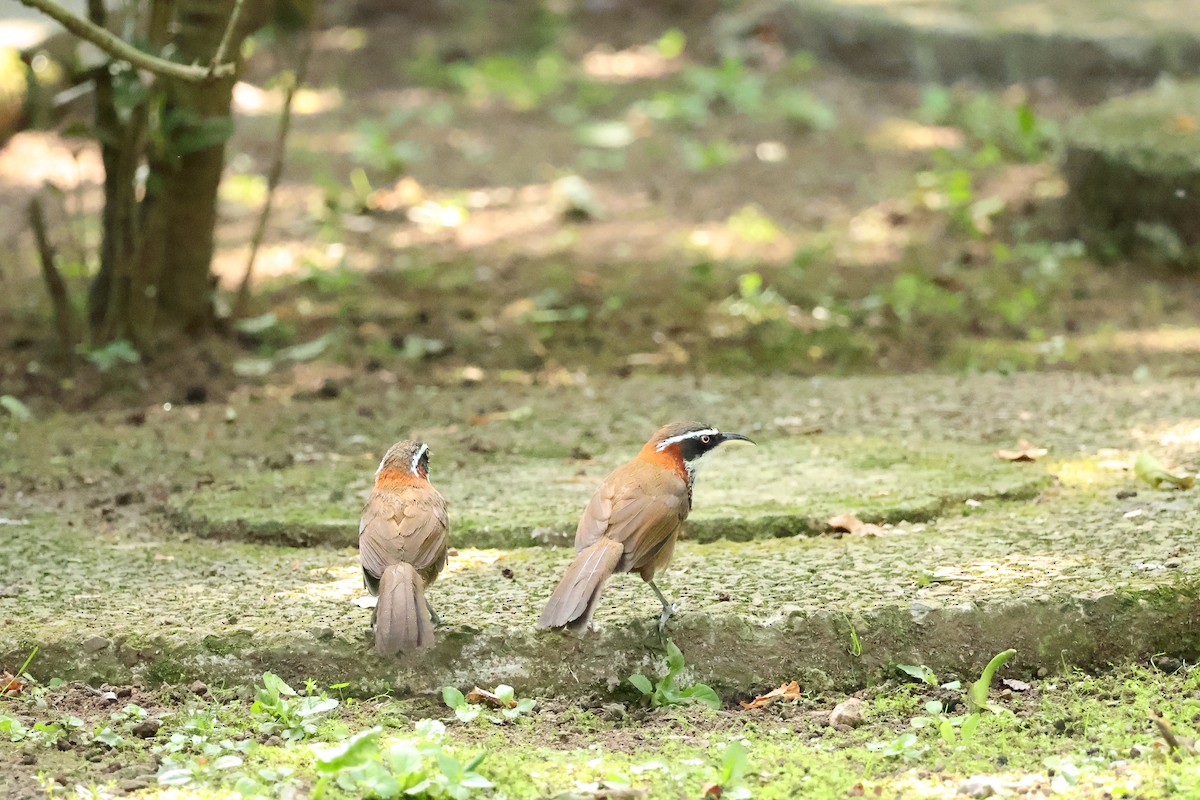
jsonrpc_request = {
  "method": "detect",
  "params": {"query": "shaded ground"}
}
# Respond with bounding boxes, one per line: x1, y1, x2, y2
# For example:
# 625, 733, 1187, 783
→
2, 2, 1200, 412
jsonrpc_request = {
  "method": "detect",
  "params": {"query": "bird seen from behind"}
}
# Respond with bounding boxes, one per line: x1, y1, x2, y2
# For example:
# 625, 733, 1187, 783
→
359, 439, 449, 656
538, 422, 755, 634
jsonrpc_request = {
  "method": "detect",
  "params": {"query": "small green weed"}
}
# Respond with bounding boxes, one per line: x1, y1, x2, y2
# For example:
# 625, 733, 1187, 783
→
250, 672, 339, 740
314, 720, 491, 799
628, 640, 720, 710
80, 339, 141, 372
442, 685, 537, 724
709, 740, 752, 799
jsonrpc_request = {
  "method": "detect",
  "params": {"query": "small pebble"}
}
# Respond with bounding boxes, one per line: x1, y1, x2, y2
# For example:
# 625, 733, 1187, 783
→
82, 636, 110, 654
19, 751, 36, 765
1165, 557, 1182, 569
829, 697, 866, 729
119, 778, 152, 792
310, 626, 334, 640
957, 777, 996, 798
190, 680, 208, 696
132, 719, 162, 739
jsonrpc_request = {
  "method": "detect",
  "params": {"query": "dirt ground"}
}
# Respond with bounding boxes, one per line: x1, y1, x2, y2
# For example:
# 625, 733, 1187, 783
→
1, 2, 1199, 414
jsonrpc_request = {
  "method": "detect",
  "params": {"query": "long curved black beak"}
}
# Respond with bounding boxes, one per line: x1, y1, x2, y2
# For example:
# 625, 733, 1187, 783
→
719, 432, 756, 446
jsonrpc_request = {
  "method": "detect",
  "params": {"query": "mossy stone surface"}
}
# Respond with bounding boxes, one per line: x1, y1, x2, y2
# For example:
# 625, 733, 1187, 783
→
166, 435, 1049, 548
722, 0, 1200, 97
3, 373, 1198, 696
1064, 80, 1200, 268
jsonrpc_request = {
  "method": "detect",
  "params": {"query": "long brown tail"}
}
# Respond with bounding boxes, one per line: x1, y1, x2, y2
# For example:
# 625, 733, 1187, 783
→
375, 563, 434, 656
537, 538, 624, 632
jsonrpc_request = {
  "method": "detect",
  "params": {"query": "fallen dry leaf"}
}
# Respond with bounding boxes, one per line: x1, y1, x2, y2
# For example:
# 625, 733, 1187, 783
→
827, 513, 886, 536
1171, 114, 1198, 133
0, 671, 26, 695
701, 783, 723, 798
466, 687, 516, 709
741, 680, 802, 709
1002, 678, 1031, 692
993, 439, 1048, 462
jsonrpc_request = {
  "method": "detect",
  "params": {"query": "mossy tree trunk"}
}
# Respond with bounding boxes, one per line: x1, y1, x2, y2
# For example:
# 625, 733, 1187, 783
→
86, 0, 276, 347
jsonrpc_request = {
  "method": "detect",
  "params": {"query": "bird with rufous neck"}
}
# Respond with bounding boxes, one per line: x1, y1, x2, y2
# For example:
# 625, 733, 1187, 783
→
538, 422, 755, 634
359, 439, 449, 656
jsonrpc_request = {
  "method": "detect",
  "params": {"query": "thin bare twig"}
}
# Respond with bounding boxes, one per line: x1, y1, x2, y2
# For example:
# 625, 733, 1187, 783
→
17, 0, 235, 82
207, 0, 246, 77
234, 19, 317, 317
28, 195, 78, 355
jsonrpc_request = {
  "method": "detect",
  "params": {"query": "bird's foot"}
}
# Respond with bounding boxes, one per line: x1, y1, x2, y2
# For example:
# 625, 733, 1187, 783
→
657, 604, 678, 635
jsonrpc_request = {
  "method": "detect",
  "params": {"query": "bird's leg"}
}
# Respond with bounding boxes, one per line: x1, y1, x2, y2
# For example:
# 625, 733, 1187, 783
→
647, 580, 678, 634
428, 605, 443, 627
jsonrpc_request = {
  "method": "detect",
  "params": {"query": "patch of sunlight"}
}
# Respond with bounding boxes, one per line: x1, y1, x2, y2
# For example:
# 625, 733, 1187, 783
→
1150, 420, 1200, 447
0, 20, 51, 50
219, 173, 268, 208
1075, 326, 1200, 355
0, 131, 103, 188
232, 82, 343, 116
838, 203, 911, 266
891, 770, 1064, 798
315, 26, 368, 52
443, 548, 506, 575
295, 565, 360, 602
581, 45, 680, 82
866, 118, 965, 152
1048, 455, 1130, 489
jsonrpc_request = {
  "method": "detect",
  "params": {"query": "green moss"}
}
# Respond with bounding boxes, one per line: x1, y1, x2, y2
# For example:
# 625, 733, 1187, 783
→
167, 435, 1050, 548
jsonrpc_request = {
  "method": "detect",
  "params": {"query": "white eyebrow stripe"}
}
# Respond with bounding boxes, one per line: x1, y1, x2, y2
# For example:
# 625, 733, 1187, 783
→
410, 443, 429, 474
655, 428, 719, 451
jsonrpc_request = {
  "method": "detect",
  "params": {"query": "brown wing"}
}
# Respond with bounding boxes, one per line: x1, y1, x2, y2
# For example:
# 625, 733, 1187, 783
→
573, 459, 688, 572
359, 485, 448, 593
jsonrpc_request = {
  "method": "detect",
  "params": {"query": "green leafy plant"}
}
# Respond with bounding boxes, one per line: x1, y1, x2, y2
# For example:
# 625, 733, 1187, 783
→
315, 720, 491, 799
967, 648, 1016, 714
708, 740, 752, 799
442, 685, 537, 724
843, 615, 863, 658
0, 394, 32, 421
80, 339, 141, 372
896, 664, 938, 686
250, 671, 339, 740
868, 732, 928, 761
154, 707, 252, 787
628, 640, 720, 710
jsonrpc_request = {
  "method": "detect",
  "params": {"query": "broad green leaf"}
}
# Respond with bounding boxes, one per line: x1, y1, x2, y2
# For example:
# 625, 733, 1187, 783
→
442, 686, 466, 709
628, 674, 654, 695
665, 640, 685, 675
493, 685, 515, 705
213, 754, 244, 770
0, 395, 31, 421
683, 684, 721, 710
316, 726, 381, 772
897, 664, 938, 685
234, 311, 279, 335
961, 713, 981, 741
386, 742, 422, 776
156, 767, 194, 786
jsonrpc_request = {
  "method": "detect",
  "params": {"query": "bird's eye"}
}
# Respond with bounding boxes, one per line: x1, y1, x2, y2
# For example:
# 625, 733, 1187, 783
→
700, 435, 711, 444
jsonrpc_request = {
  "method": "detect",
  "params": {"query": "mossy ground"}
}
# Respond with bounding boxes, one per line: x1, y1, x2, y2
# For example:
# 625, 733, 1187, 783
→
4, 663, 1200, 798
2, 374, 1198, 698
